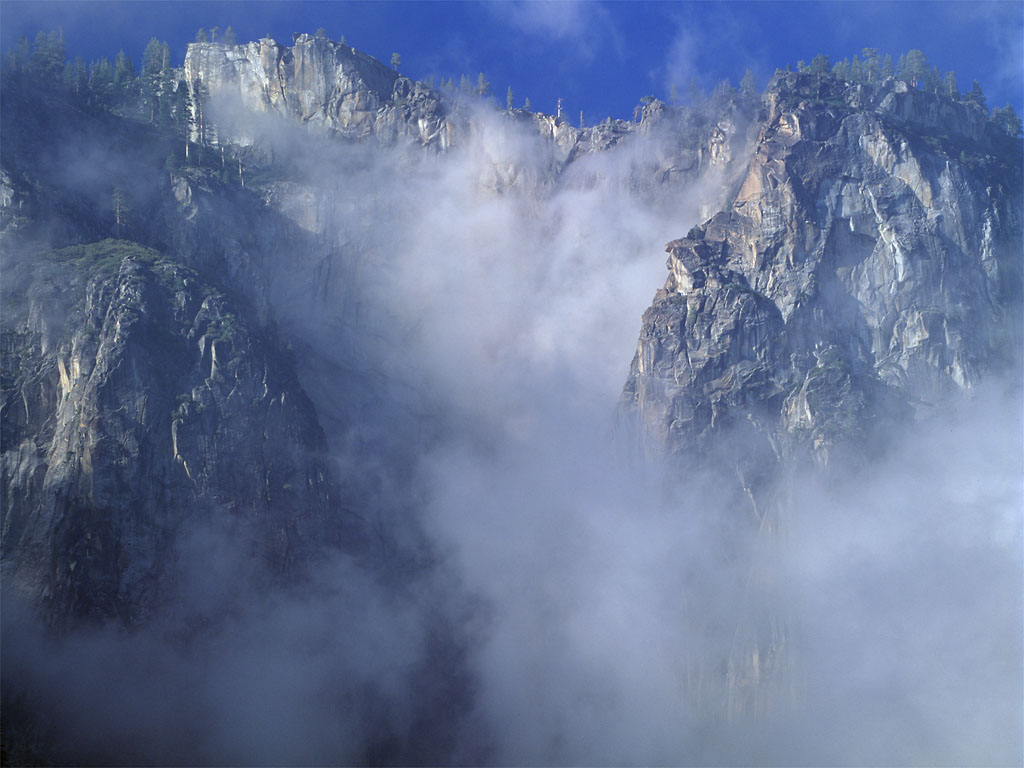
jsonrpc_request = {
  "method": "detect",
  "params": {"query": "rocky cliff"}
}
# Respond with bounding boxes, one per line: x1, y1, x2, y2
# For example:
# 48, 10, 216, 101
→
620, 70, 1022, 718
1, 240, 349, 627
184, 34, 756, 201
623, 71, 1022, 470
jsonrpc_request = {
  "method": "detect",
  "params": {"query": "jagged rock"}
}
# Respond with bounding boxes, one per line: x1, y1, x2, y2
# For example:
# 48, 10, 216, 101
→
623, 74, 1022, 469
184, 34, 450, 148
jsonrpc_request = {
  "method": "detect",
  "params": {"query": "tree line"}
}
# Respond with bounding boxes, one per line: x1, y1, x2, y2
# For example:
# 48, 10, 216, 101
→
2, 29, 251, 180
784, 48, 1021, 137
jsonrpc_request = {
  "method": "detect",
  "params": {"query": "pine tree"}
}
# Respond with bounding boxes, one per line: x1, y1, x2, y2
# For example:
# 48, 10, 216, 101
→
861, 47, 879, 82
142, 38, 165, 121
945, 71, 958, 101
964, 80, 986, 110
7, 34, 30, 71
31, 29, 65, 80
850, 55, 864, 83
904, 49, 927, 87
196, 28, 208, 43
158, 69, 174, 128
994, 104, 1023, 136
88, 57, 114, 103
476, 72, 491, 97
881, 54, 894, 79
210, 26, 221, 43
111, 188, 129, 238
174, 79, 194, 158
740, 68, 757, 96
524, 96, 531, 111
390, 52, 401, 71
506, 84, 514, 110
113, 50, 136, 101
223, 26, 237, 45
63, 55, 88, 94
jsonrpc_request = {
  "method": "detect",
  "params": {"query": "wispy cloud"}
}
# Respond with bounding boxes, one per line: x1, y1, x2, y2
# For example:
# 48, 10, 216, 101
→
486, 0, 624, 62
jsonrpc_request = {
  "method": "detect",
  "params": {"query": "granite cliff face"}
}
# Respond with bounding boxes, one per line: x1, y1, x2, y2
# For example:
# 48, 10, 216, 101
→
623, 72, 1022, 471
184, 34, 755, 199
619, 70, 1022, 718
185, 33, 451, 148
1, 241, 344, 626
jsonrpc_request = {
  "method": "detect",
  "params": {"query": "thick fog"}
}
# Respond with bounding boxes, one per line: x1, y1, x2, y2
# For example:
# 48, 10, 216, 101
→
3, 94, 1021, 767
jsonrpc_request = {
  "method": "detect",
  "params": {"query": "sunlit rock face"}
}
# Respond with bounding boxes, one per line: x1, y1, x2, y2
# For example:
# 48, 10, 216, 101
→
623, 72, 1022, 469
184, 35, 758, 196
185, 34, 450, 147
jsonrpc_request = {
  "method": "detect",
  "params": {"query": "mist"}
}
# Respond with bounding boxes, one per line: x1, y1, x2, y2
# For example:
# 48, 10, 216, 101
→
3, 83, 1021, 767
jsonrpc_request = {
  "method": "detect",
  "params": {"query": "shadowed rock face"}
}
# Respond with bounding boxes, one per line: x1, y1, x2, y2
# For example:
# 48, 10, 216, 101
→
1, 243, 346, 627
623, 72, 1022, 471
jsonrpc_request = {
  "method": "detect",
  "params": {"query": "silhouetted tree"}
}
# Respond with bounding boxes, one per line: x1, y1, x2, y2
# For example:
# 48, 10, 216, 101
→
506, 84, 514, 109
195, 28, 208, 43
390, 52, 401, 71
223, 26, 237, 45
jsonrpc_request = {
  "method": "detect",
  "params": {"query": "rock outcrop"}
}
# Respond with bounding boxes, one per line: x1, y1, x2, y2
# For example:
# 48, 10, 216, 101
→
623, 72, 1022, 470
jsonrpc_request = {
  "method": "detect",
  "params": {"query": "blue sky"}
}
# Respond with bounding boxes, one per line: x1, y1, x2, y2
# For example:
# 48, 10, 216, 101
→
2, 1, 1021, 121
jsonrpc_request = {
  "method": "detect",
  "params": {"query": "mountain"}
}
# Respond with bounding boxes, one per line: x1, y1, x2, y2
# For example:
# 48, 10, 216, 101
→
2, 33, 1021, 766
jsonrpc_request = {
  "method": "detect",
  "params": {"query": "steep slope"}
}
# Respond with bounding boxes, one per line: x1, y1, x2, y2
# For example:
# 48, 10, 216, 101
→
1, 240, 348, 626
